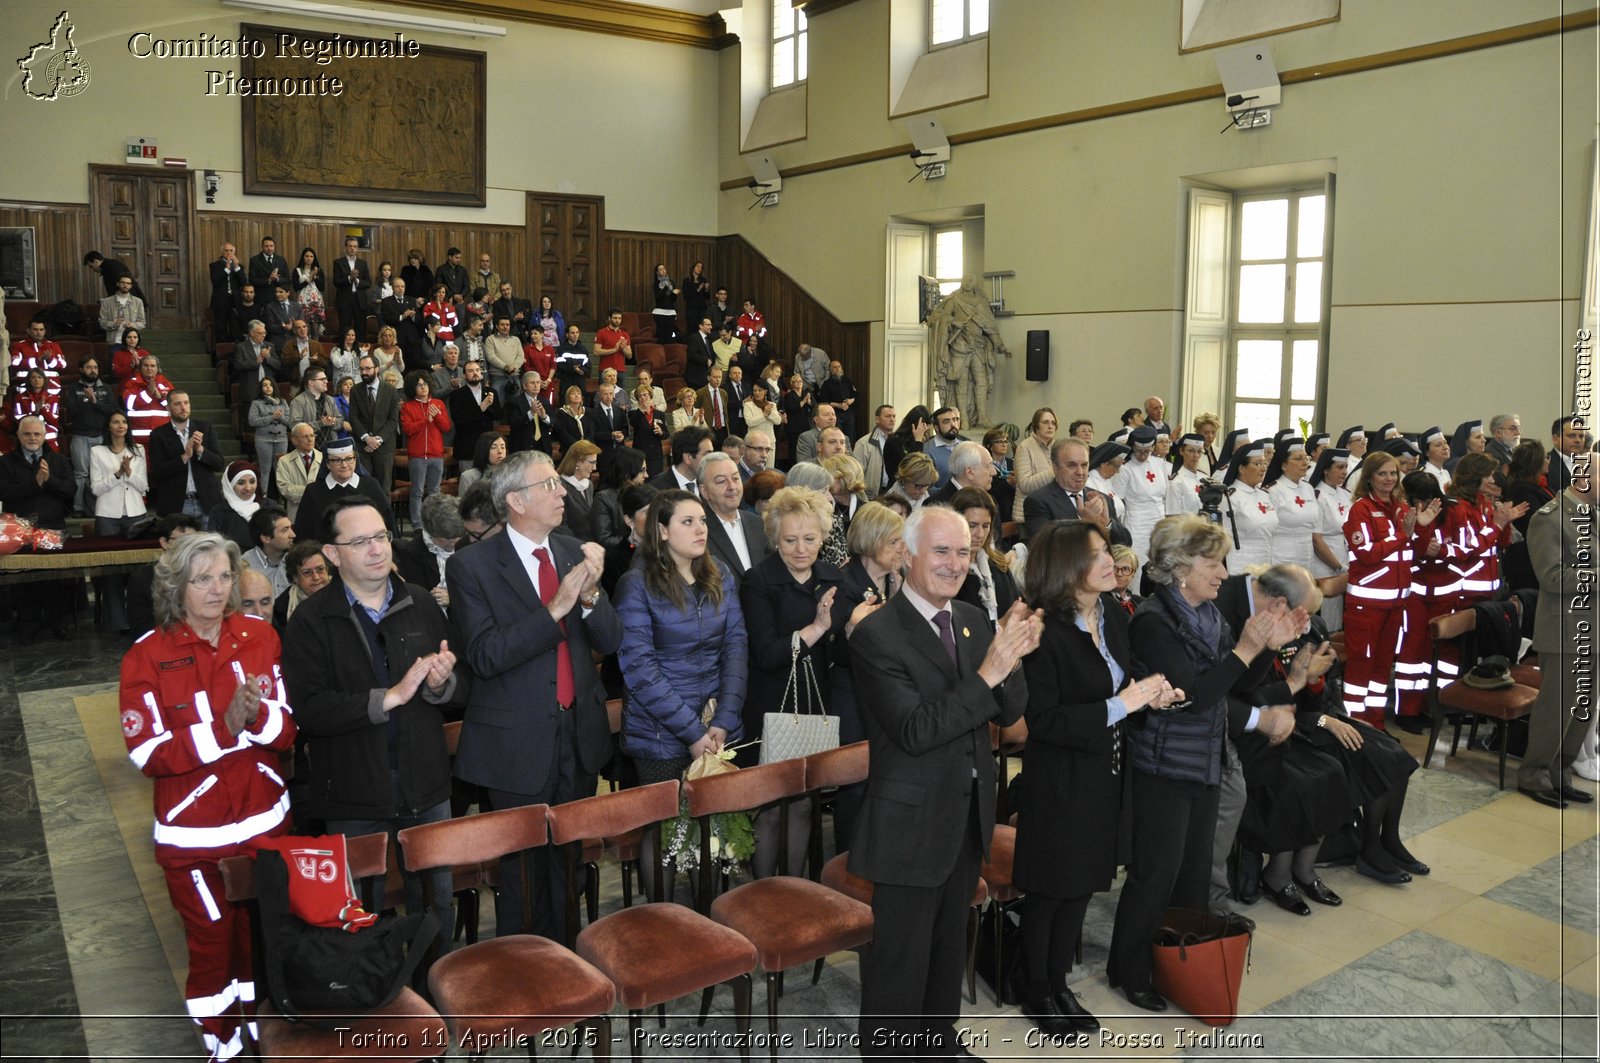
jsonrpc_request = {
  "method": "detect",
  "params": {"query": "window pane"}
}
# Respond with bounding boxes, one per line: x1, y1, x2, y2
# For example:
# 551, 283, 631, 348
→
1291, 340, 1319, 399
773, 0, 793, 38
1239, 199, 1288, 260
772, 40, 793, 88
1297, 195, 1326, 258
1235, 340, 1282, 399
934, 229, 963, 283
938, 280, 960, 296
796, 9, 807, 31
931, 0, 963, 44
797, 31, 807, 81
1238, 264, 1286, 323
971, 0, 989, 34
1233, 402, 1285, 442
1294, 261, 1323, 324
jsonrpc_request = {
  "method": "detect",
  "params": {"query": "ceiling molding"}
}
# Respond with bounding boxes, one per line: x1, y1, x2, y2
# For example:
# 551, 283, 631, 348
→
389, 0, 724, 48
719, 8, 1599, 189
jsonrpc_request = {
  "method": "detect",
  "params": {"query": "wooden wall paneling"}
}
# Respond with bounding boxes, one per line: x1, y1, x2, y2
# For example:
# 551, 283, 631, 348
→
0, 202, 95, 307
603, 230, 718, 324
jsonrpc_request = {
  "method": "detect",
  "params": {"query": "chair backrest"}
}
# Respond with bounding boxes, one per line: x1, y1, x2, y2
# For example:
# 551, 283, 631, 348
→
219, 831, 389, 903
1430, 608, 1477, 642
398, 804, 548, 875
684, 757, 806, 818
803, 742, 869, 790
546, 780, 679, 847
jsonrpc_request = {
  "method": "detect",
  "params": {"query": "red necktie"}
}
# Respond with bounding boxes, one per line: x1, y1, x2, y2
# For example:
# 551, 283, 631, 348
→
303, 454, 313, 473
533, 546, 575, 707
712, 390, 723, 429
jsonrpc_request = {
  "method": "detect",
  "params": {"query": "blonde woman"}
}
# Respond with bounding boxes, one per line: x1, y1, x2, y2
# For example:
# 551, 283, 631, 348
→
669, 387, 705, 433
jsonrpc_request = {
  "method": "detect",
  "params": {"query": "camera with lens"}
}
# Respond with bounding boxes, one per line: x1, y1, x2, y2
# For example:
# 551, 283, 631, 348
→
1198, 479, 1230, 526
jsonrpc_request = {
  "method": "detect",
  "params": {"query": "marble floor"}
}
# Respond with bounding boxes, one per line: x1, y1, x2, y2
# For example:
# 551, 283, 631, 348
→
1, 625, 1597, 1061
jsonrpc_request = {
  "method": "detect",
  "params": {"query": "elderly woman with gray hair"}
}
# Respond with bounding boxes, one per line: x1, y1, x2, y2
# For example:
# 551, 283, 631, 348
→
118, 532, 296, 1060
1106, 515, 1304, 1013
393, 492, 464, 607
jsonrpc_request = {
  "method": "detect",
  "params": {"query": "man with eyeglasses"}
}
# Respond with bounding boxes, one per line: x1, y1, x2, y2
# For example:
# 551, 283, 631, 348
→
293, 438, 394, 542
740, 429, 773, 481
448, 451, 620, 941
284, 496, 466, 955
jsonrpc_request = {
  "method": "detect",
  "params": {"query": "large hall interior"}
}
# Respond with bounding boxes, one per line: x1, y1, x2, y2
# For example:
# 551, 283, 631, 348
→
2, 1, 1598, 1060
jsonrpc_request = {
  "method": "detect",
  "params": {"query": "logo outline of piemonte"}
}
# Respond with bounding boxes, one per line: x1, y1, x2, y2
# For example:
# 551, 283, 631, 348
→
18, 10, 92, 102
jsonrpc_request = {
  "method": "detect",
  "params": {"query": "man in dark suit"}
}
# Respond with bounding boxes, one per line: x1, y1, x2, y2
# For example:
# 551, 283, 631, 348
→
1022, 437, 1134, 545
349, 354, 401, 494
649, 425, 714, 494
293, 439, 394, 541
696, 365, 733, 449
448, 451, 622, 940
0, 415, 78, 638
147, 392, 225, 519
492, 282, 533, 341
230, 320, 280, 405
447, 360, 501, 463
684, 316, 715, 389
725, 365, 750, 438
699, 453, 770, 581
848, 506, 1040, 1057
1546, 415, 1589, 494
589, 381, 629, 456
330, 236, 372, 341
247, 236, 285, 292
261, 282, 300, 351
380, 279, 422, 345
208, 242, 244, 349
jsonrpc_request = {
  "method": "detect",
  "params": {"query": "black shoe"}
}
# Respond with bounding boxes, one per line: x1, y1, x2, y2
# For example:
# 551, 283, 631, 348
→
1294, 876, 1343, 906
1123, 986, 1167, 1012
1262, 878, 1312, 916
1053, 987, 1100, 1033
1355, 855, 1413, 884
1519, 787, 1570, 809
1558, 785, 1595, 804
1021, 995, 1080, 1037
1392, 714, 1431, 734
1383, 846, 1431, 876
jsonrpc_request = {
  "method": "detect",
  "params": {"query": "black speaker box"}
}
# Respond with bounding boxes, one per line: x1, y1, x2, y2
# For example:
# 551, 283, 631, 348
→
1025, 330, 1049, 381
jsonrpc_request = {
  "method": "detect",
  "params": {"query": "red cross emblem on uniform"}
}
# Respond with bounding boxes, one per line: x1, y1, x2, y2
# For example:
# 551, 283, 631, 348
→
1294, 496, 1306, 507
1146, 470, 1156, 482
1258, 503, 1269, 515
1338, 504, 1346, 516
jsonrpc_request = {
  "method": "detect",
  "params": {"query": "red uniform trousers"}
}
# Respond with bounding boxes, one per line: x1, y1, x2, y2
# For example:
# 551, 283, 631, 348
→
165, 859, 255, 1061
1343, 599, 1405, 729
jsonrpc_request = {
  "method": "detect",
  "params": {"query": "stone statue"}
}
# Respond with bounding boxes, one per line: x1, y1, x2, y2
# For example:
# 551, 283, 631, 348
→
927, 275, 1009, 427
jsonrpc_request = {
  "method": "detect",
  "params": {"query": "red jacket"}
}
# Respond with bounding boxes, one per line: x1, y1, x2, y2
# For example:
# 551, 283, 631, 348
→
1343, 495, 1418, 608
423, 300, 458, 341
1437, 495, 1504, 601
10, 389, 61, 448
9, 340, 66, 395
399, 397, 452, 459
111, 345, 151, 383
120, 612, 296, 866
735, 311, 767, 345
123, 375, 174, 445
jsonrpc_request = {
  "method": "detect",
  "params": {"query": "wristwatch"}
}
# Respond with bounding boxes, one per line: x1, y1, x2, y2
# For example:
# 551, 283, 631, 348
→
579, 589, 601, 609
1316, 714, 1328, 729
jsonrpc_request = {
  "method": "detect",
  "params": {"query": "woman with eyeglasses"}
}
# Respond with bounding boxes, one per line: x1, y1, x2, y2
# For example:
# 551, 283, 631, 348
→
120, 531, 295, 1060
1221, 441, 1278, 574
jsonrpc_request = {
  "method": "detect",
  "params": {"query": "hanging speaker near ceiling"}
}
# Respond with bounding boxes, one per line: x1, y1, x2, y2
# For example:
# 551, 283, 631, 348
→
1025, 330, 1049, 382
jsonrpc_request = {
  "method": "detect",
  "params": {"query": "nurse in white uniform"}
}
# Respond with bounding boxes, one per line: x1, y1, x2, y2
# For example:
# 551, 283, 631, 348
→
1222, 441, 1277, 574
1266, 437, 1318, 568
1338, 426, 1369, 493
1419, 426, 1451, 492
1087, 440, 1131, 526
1165, 432, 1208, 516
1308, 448, 1353, 630
1115, 425, 1167, 563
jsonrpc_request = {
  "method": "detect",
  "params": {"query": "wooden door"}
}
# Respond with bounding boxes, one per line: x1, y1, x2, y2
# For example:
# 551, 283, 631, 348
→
527, 192, 604, 332
91, 165, 193, 329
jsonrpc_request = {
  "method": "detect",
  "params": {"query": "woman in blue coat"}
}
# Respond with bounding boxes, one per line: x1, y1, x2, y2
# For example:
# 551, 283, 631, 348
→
615, 488, 747, 786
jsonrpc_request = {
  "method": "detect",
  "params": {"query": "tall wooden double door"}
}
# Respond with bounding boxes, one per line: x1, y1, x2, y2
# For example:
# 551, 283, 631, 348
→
527, 192, 603, 332
90, 165, 193, 329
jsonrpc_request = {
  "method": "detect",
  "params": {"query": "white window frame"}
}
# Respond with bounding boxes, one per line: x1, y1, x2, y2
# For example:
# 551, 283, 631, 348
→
771, 0, 808, 90
930, 0, 989, 50
1228, 186, 1330, 435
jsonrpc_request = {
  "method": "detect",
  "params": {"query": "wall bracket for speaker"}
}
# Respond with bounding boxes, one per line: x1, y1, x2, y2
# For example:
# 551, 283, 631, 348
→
984, 270, 1015, 317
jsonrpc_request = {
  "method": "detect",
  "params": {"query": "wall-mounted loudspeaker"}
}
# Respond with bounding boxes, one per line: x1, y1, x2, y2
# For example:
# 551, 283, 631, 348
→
1025, 330, 1049, 381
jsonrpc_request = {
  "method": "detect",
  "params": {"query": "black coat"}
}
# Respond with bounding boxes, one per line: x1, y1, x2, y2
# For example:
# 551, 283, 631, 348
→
684, 331, 715, 389
1022, 481, 1133, 545
282, 572, 468, 818
393, 530, 443, 590
446, 385, 500, 461
553, 407, 598, 455
738, 552, 845, 744
954, 561, 1019, 626
146, 420, 225, 516
1013, 601, 1135, 896
0, 448, 75, 528
293, 473, 395, 542
505, 392, 552, 454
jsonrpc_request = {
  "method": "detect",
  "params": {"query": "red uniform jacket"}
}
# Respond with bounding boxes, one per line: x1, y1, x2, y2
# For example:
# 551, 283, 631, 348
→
1343, 495, 1419, 609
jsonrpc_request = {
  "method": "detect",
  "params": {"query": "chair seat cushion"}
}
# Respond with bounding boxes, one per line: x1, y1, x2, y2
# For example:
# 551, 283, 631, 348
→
711, 877, 873, 971
1438, 681, 1538, 719
257, 987, 447, 1060
1509, 664, 1541, 690
980, 824, 1020, 903
577, 902, 757, 1010
428, 936, 615, 1038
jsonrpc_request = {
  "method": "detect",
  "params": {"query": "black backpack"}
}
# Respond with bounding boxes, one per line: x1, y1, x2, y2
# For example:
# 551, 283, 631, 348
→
253, 848, 438, 1026
37, 299, 86, 336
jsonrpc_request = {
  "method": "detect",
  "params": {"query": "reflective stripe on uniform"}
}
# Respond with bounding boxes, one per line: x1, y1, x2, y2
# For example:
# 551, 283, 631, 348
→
154, 792, 290, 850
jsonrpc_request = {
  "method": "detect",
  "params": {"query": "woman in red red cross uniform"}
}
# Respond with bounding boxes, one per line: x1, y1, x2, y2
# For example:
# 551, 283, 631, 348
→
1342, 451, 1441, 729
120, 532, 295, 1061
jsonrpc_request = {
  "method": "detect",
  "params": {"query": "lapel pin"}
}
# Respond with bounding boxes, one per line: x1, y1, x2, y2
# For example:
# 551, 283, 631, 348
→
962, 627, 970, 637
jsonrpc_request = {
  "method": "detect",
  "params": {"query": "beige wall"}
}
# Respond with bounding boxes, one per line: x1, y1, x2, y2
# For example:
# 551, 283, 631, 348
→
1, 0, 719, 233
716, 0, 1598, 435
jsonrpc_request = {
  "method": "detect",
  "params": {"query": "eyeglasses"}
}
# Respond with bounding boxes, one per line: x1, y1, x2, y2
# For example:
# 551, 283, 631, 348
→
1113, 565, 1136, 577
512, 477, 563, 495
463, 521, 501, 543
327, 456, 357, 465
297, 563, 329, 579
188, 572, 236, 589
333, 531, 393, 549
746, 445, 773, 454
